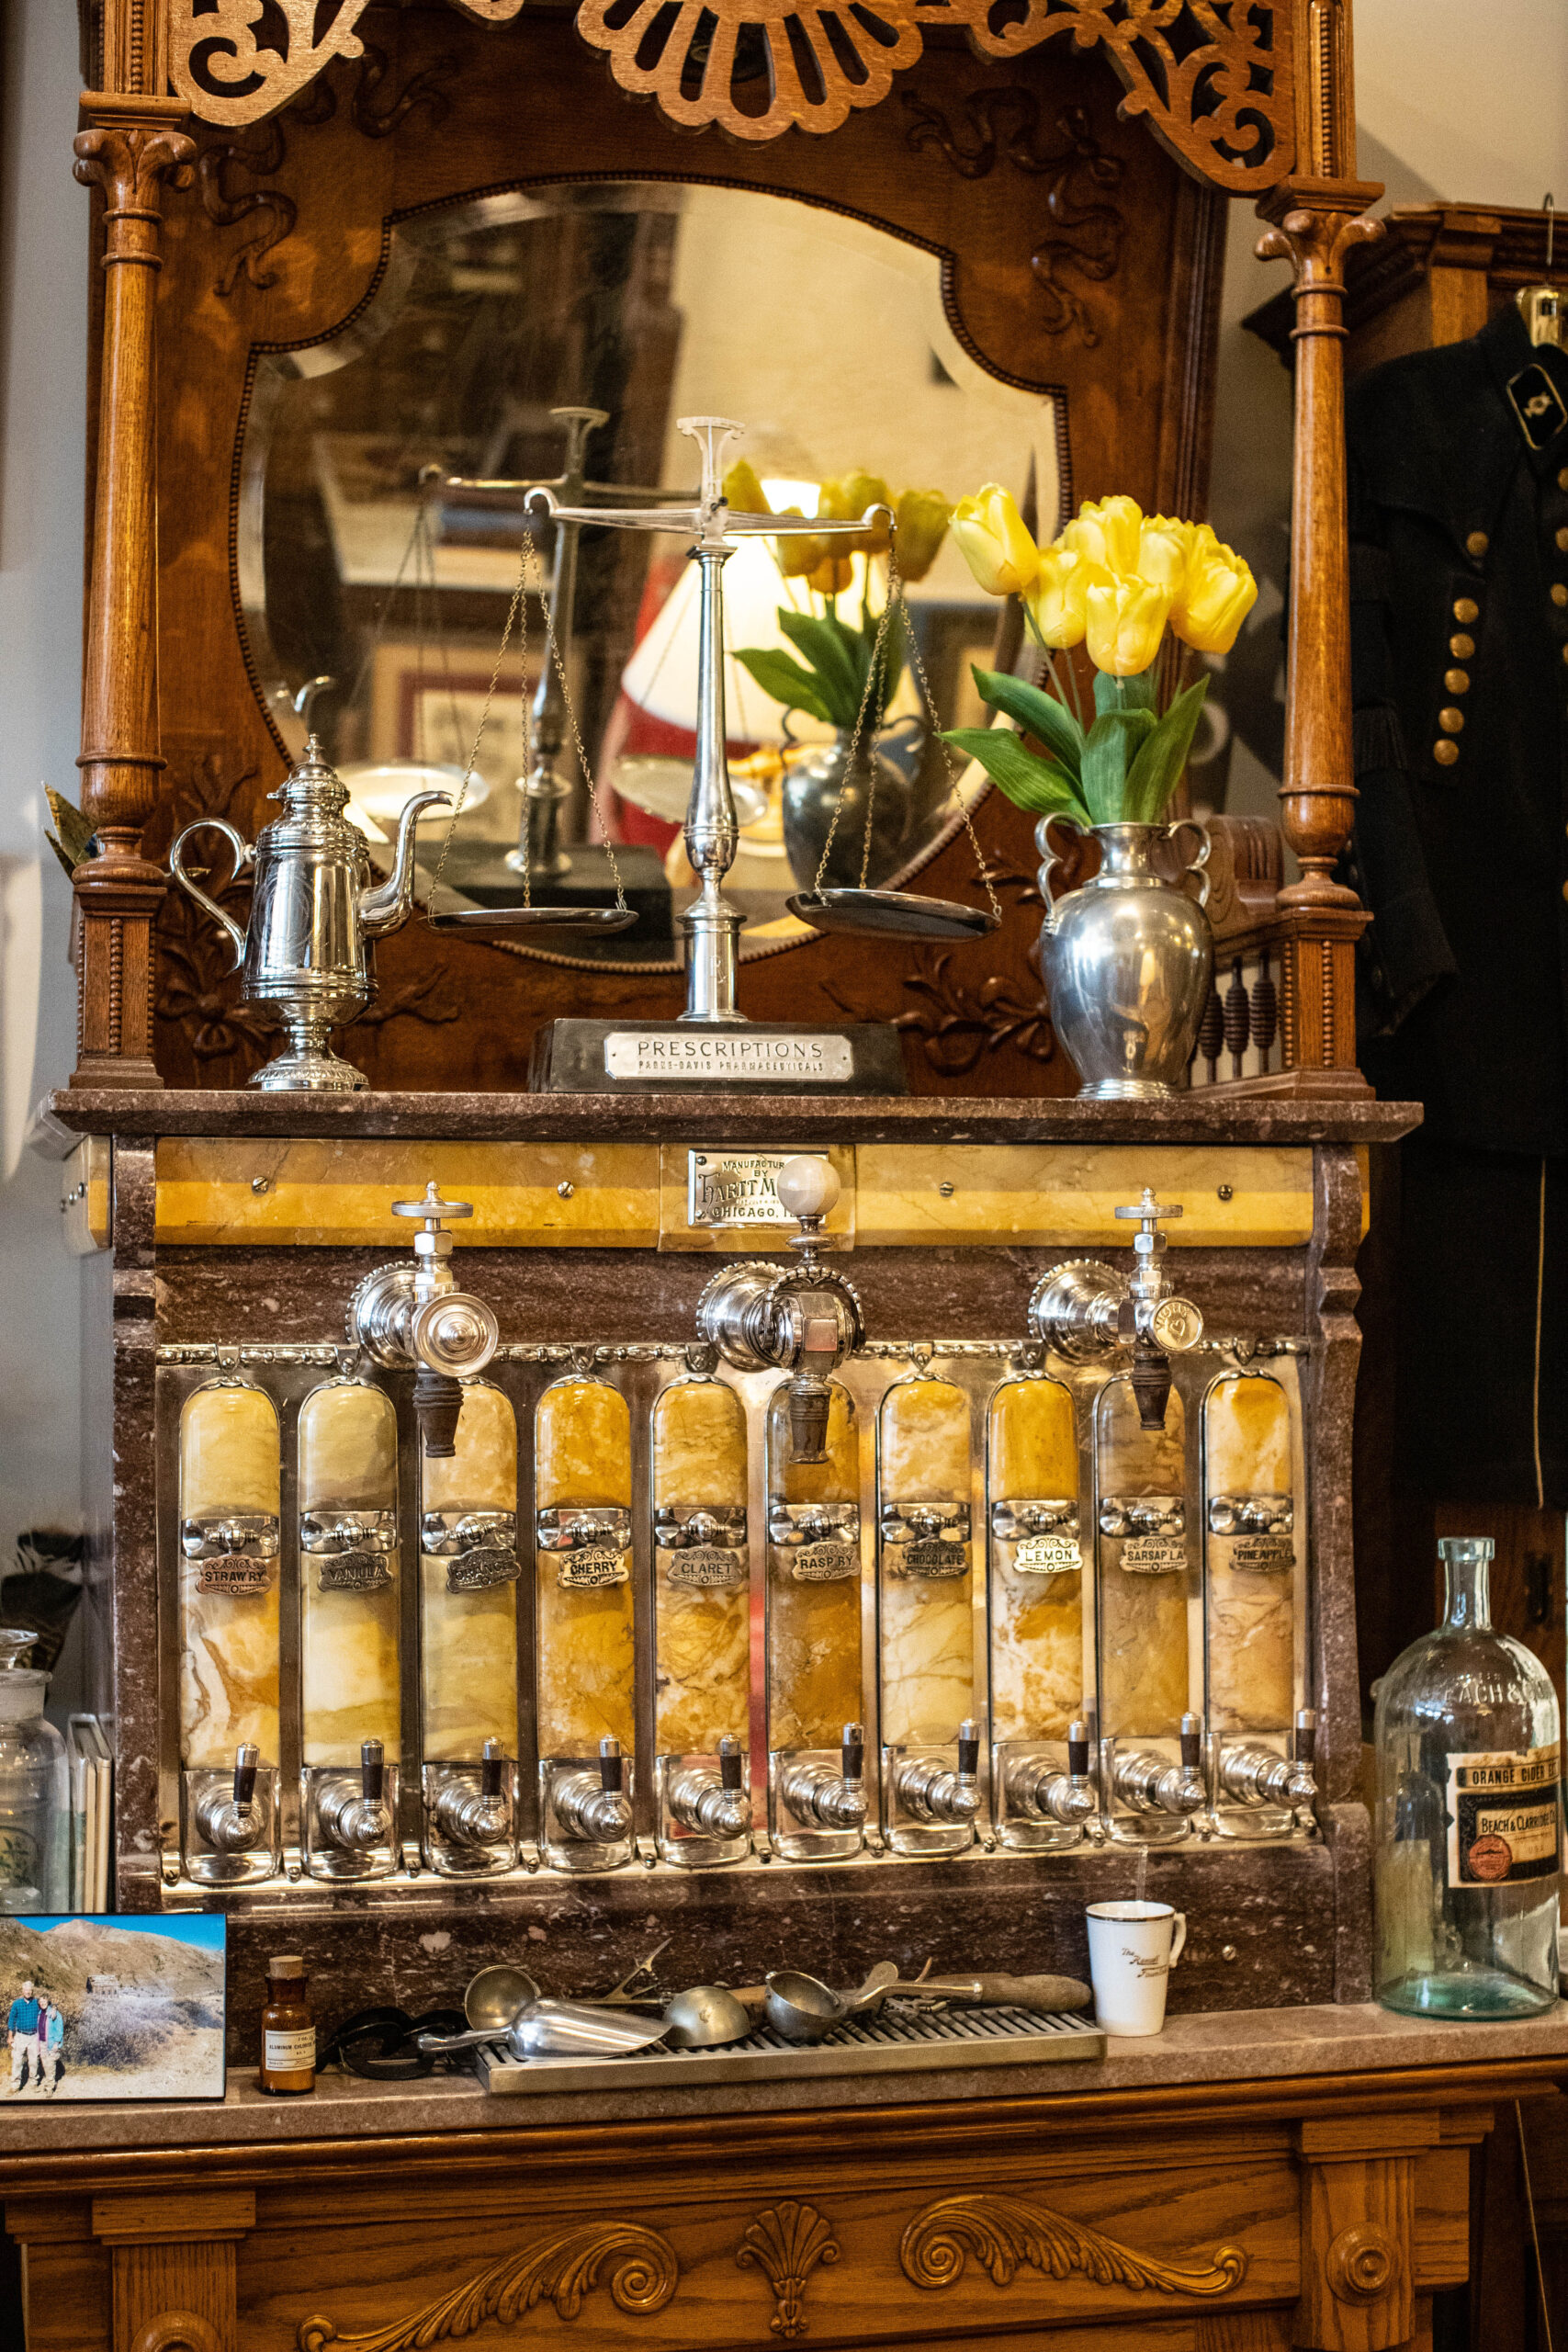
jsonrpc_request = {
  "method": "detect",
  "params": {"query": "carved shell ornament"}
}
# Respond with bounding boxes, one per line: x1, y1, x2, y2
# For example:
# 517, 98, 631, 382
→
167, 0, 1292, 181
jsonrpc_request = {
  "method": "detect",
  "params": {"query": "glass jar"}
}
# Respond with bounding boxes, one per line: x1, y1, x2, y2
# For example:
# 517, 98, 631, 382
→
0, 1630, 69, 1913
1375, 1538, 1562, 2018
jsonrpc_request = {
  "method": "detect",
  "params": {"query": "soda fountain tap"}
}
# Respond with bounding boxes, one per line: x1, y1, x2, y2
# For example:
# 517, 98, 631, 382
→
662, 1734, 751, 1861
778, 1723, 869, 1836
348, 1184, 501, 1456
1218, 1709, 1318, 1817
551, 1736, 635, 1850
1111, 1713, 1206, 1819
195, 1741, 264, 1857
434, 1738, 513, 1857
1003, 1720, 1097, 1833
314, 1738, 397, 1867
1030, 1191, 1203, 1430
697, 1157, 862, 1463
892, 1720, 982, 1829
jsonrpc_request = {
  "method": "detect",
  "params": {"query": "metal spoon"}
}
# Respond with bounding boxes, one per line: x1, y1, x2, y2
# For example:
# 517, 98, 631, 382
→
463, 1964, 540, 2033
420, 1998, 672, 2062
764, 1961, 898, 2044
660, 1985, 752, 2049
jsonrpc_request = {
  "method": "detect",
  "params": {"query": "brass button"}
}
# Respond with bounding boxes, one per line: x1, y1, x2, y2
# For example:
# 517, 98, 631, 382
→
1558, 528, 1568, 554
1562, 644, 1568, 666
1555, 585, 1568, 609
1559, 467, 1568, 492
1450, 631, 1475, 658
1444, 668, 1470, 694
1439, 707, 1465, 733
1453, 597, 1480, 624
1435, 740, 1461, 766
1562, 877, 1568, 902
1466, 530, 1489, 560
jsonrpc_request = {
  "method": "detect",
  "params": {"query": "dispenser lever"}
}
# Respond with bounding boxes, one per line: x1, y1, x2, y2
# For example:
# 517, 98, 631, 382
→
346, 1185, 501, 1457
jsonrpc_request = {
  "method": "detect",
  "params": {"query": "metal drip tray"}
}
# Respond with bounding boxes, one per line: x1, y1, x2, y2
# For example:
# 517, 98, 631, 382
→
476, 2004, 1105, 2096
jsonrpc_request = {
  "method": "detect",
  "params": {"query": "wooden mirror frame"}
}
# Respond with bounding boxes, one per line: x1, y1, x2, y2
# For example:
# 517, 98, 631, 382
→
69, 0, 1381, 1099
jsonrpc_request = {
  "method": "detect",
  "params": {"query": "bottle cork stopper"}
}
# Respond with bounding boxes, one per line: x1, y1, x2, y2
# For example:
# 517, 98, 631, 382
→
267, 1953, 305, 1974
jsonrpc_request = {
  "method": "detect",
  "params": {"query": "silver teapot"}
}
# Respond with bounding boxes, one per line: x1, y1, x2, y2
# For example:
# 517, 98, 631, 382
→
170, 737, 452, 1091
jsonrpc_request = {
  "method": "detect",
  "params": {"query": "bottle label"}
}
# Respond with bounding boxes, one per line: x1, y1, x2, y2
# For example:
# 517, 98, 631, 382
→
1445, 1745, 1562, 1885
264, 2026, 315, 2074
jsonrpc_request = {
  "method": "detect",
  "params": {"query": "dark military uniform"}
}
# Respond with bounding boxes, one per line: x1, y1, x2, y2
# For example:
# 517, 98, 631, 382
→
1345, 301, 1568, 1506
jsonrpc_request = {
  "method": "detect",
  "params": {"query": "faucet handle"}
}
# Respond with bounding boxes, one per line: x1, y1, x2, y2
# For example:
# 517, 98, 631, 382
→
957, 1720, 980, 1778
233, 1742, 259, 1805
1066, 1720, 1090, 1779
393, 1182, 475, 1232
360, 1739, 385, 1802
776, 1155, 840, 1258
841, 1722, 865, 1783
480, 1737, 505, 1797
1113, 1190, 1181, 1228
599, 1736, 625, 1792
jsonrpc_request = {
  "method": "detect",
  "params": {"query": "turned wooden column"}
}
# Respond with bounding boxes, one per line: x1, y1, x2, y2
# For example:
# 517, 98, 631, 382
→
70, 93, 195, 1091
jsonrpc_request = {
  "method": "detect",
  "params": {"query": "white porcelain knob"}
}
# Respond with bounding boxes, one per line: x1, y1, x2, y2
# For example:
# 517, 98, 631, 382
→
774, 1155, 839, 1224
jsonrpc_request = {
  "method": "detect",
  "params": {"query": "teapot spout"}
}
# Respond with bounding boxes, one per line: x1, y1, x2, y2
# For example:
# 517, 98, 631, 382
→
359, 790, 454, 937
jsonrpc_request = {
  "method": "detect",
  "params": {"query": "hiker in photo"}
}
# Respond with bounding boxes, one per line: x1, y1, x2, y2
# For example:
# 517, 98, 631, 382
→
6, 1978, 40, 2092
37, 1996, 63, 2095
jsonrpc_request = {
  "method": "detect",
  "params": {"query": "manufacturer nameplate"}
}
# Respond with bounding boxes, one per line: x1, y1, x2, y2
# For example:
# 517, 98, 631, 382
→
688, 1149, 830, 1228
897, 1541, 969, 1578
1224, 1535, 1296, 1576
448, 1548, 521, 1592
1116, 1536, 1188, 1577
663, 1546, 747, 1590
605, 1033, 854, 1082
785, 1542, 859, 1583
318, 1552, 393, 1594
557, 1547, 631, 1589
1011, 1534, 1083, 1575
197, 1560, 274, 1596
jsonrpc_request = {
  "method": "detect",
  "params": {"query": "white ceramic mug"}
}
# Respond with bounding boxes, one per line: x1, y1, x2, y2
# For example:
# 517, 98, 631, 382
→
1085, 1899, 1188, 2036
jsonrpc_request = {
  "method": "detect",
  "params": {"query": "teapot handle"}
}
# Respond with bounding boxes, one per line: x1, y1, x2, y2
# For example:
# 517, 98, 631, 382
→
1170, 816, 1212, 910
170, 820, 252, 972
1036, 815, 1086, 935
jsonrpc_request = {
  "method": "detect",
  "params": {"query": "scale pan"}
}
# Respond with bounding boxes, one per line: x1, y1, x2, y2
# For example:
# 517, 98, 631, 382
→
426, 904, 640, 935
787, 889, 999, 943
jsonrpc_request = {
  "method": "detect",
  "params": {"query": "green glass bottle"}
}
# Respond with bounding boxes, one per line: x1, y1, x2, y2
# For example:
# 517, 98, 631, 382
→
1375, 1538, 1562, 2018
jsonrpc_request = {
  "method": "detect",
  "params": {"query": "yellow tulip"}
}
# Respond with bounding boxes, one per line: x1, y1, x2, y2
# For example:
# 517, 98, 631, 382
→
805, 548, 856, 597
1060, 493, 1145, 580
723, 460, 772, 516
1023, 544, 1096, 649
951, 483, 1040, 597
1136, 514, 1198, 597
893, 488, 952, 582
1084, 576, 1171, 676
1171, 524, 1258, 653
836, 469, 893, 554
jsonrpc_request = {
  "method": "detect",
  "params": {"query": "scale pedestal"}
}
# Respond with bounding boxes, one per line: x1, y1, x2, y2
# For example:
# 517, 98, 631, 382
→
529, 1019, 908, 1094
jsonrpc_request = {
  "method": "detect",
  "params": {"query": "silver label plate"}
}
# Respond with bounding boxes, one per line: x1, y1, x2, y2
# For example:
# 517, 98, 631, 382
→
1113, 1535, 1188, 1577
781, 1541, 860, 1583
318, 1552, 394, 1594
1218, 1534, 1296, 1576
1009, 1534, 1083, 1575
604, 1033, 854, 1082
893, 1540, 970, 1578
662, 1545, 747, 1590
557, 1547, 631, 1589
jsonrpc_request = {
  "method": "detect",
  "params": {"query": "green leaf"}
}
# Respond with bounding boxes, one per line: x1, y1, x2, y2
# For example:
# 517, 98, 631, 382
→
940, 728, 1093, 823
733, 648, 838, 728
1121, 676, 1210, 823
969, 666, 1084, 779
45, 786, 96, 870
1093, 668, 1157, 718
777, 608, 863, 724
1080, 708, 1156, 823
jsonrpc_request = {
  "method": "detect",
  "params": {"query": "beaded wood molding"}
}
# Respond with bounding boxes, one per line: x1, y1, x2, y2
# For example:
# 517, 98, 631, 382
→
164, 0, 1295, 181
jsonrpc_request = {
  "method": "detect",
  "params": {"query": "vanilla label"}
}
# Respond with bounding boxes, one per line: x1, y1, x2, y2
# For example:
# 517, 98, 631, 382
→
1445, 1745, 1562, 1885
319, 1553, 393, 1594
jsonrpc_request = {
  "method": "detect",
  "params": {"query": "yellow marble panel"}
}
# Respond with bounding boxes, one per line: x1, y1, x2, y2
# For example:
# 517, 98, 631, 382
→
767, 1382, 862, 1753
1097, 1379, 1190, 1739
880, 1377, 970, 1501
536, 1377, 636, 1754
177, 1384, 281, 1768
1204, 1374, 1295, 1733
653, 1378, 750, 1754
988, 1376, 1082, 1742
297, 1379, 402, 1766
878, 1376, 973, 1747
421, 1382, 519, 1761
299, 1382, 397, 1511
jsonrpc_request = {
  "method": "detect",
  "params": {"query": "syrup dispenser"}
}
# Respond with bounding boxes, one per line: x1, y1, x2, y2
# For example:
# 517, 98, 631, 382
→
299, 1372, 403, 1881
765, 1377, 868, 1860
420, 1381, 521, 1875
348, 1184, 500, 1457
177, 1375, 283, 1884
651, 1353, 752, 1866
1030, 1191, 1203, 1429
1202, 1371, 1316, 1838
987, 1358, 1096, 1849
877, 1365, 980, 1855
536, 1363, 637, 1871
1093, 1374, 1203, 1843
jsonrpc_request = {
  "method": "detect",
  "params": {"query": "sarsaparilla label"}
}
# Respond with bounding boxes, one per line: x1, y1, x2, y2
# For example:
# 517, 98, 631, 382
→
662, 1545, 747, 1591
318, 1551, 393, 1594
555, 1545, 631, 1590
447, 1547, 522, 1593
196, 1560, 275, 1597
891, 1539, 970, 1579
1446, 1744, 1562, 1885
783, 1541, 859, 1584
1113, 1536, 1189, 1577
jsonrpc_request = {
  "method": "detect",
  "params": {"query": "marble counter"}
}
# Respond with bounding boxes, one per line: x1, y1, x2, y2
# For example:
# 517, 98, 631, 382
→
3, 2001, 1562, 2156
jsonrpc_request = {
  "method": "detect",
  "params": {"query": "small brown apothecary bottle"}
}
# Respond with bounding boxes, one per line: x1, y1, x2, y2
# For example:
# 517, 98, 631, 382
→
258, 1953, 316, 2095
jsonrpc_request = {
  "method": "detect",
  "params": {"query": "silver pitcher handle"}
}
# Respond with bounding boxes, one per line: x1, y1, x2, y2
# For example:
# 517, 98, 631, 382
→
1171, 817, 1212, 910
1035, 815, 1086, 935
169, 820, 252, 972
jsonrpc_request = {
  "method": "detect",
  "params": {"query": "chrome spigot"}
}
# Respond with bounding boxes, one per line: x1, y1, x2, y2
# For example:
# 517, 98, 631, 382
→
1005, 1721, 1096, 1828
667, 1735, 751, 1842
554, 1736, 635, 1845
319, 1739, 393, 1854
1029, 1190, 1202, 1430
435, 1738, 512, 1851
1113, 1713, 1206, 1816
347, 1183, 501, 1456
894, 1721, 982, 1826
195, 1742, 263, 1855
1222, 1710, 1318, 1813
696, 1157, 862, 1464
780, 1723, 869, 1832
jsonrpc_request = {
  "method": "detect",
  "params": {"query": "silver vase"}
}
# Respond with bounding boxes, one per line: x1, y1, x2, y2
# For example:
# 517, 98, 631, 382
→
782, 725, 918, 892
1037, 820, 1212, 1101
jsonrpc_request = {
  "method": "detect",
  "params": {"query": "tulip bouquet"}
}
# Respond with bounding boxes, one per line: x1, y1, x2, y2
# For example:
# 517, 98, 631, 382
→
942, 487, 1258, 828
723, 460, 953, 730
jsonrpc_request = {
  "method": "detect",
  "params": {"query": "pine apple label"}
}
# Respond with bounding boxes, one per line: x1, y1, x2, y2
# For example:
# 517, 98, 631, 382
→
1445, 1745, 1562, 1885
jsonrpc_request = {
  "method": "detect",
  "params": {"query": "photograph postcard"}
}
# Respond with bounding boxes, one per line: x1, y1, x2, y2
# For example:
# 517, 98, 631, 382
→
0, 1914, 225, 2102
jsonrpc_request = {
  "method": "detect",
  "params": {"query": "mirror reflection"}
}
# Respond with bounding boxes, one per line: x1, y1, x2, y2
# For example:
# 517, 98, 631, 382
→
242, 183, 1059, 966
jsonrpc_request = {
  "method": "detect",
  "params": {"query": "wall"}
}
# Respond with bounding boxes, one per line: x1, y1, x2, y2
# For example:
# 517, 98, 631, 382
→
0, 0, 90, 1699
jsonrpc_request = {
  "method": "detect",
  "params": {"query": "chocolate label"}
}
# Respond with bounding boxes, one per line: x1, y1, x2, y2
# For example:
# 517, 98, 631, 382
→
196, 1560, 275, 1597
784, 1542, 859, 1584
895, 1540, 969, 1579
1010, 1534, 1083, 1576
1115, 1537, 1188, 1577
556, 1546, 630, 1590
319, 1552, 393, 1594
663, 1546, 746, 1590
448, 1548, 522, 1592
1223, 1535, 1296, 1577
1446, 1745, 1562, 1885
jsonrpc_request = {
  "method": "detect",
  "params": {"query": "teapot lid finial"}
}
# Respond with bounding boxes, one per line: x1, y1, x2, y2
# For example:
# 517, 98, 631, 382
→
272, 735, 350, 816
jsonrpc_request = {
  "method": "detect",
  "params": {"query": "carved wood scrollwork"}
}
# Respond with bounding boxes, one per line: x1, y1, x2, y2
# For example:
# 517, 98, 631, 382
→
295, 2222, 678, 2352
900, 2192, 1249, 2298
736, 2201, 840, 2338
